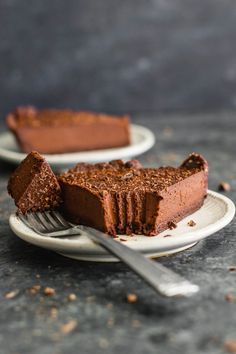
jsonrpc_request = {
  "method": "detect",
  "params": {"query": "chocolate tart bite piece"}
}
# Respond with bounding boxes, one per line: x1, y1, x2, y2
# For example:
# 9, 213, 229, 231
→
8, 151, 61, 213
6, 106, 130, 154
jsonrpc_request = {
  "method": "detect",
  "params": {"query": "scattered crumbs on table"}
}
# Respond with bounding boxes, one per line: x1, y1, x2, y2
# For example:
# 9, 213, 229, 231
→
68, 293, 77, 301
60, 320, 77, 334
229, 266, 236, 272
29, 285, 41, 295
4, 290, 19, 299
225, 294, 236, 303
126, 293, 138, 303
167, 221, 177, 230
188, 220, 196, 227
43, 287, 55, 296
218, 181, 231, 192
98, 338, 109, 349
224, 339, 236, 353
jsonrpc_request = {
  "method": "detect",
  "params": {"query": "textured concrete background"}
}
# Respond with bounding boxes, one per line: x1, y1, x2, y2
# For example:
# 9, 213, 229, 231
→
0, 114, 236, 354
1, 1, 236, 353
1, 0, 236, 118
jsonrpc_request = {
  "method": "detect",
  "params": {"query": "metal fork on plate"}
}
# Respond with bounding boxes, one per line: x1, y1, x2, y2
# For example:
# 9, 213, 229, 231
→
18, 210, 199, 298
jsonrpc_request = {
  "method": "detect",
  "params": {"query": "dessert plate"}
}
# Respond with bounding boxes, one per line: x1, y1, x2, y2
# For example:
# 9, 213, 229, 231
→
9, 190, 235, 262
0, 124, 155, 169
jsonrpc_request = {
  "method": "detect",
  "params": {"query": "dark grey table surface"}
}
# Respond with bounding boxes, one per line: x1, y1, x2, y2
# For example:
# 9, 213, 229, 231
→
0, 113, 235, 354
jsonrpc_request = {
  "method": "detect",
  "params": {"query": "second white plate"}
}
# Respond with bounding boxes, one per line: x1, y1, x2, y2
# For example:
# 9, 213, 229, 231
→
0, 124, 155, 169
9, 190, 235, 262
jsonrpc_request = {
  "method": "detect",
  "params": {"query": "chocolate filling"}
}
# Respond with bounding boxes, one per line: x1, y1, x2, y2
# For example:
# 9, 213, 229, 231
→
8, 153, 208, 237
6, 107, 130, 154
59, 154, 208, 236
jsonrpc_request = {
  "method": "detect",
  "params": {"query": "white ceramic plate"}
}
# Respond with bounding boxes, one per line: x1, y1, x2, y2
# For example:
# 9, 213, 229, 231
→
9, 190, 235, 262
0, 124, 155, 169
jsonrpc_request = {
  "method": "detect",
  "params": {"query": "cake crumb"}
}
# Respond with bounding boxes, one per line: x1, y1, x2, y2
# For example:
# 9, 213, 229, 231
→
120, 238, 127, 242
163, 234, 172, 238
188, 220, 196, 227
44, 287, 55, 296
121, 172, 136, 180
229, 266, 236, 272
5, 290, 19, 299
127, 293, 138, 303
29, 285, 41, 295
125, 159, 142, 169
60, 320, 77, 334
68, 293, 77, 301
224, 339, 236, 353
225, 294, 236, 303
218, 181, 231, 192
168, 221, 177, 230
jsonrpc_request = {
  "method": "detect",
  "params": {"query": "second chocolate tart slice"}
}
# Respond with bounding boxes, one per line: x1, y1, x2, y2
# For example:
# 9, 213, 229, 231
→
6, 107, 130, 154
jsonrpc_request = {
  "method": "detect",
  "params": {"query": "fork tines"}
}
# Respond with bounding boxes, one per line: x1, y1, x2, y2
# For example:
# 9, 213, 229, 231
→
18, 210, 74, 235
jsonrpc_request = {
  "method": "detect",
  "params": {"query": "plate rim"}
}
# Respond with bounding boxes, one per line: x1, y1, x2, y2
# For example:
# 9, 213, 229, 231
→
9, 190, 235, 260
0, 124, 155, 166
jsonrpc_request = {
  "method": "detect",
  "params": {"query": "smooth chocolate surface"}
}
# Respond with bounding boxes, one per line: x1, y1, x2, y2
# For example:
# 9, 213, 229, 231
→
59, 153, 208, 236
6, 107, 130, 154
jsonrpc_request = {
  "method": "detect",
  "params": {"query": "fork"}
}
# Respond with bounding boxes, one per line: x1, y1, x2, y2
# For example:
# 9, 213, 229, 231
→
18, 210, 199, 298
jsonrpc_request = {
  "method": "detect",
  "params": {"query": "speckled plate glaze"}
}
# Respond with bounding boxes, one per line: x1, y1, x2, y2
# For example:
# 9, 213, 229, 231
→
9, 190, 235, 262
0, 124, 155, 169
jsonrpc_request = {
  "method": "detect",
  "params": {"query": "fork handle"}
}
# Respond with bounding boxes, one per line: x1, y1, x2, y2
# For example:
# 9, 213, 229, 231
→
79, 226, 199, 297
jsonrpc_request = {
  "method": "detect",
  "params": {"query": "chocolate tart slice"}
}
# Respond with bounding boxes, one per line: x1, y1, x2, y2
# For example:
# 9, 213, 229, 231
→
58, 153, 208, 236
6, 106, 130, 154
8, 151, 61, 213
